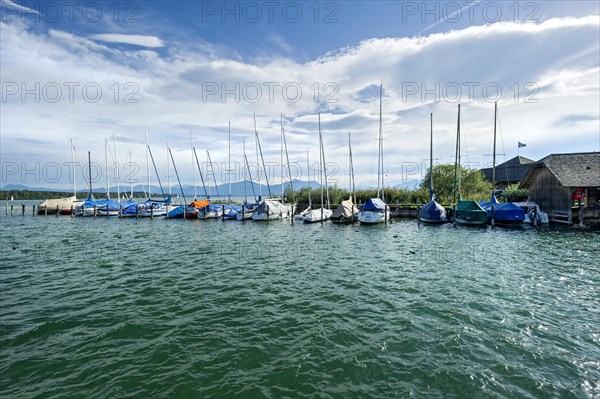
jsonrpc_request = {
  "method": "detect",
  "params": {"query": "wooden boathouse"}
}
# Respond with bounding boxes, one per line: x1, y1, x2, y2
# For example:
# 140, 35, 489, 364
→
519, 152, 600, 225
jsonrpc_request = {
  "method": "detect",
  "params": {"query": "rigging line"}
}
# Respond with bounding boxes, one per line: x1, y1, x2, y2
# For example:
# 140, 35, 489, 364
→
168, 148, 187, 204
206, 150, 221, 200
193, 147, 209, 199
148, 145, 166, 200
254, 113, 272, 198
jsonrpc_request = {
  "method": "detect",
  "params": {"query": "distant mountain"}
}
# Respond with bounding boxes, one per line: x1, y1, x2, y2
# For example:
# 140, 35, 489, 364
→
393, 179, 422, 190
2, 180, 322, 199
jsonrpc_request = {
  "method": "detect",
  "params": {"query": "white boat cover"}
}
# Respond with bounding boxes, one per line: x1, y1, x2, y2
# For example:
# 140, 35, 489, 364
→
331, 199, 358, 219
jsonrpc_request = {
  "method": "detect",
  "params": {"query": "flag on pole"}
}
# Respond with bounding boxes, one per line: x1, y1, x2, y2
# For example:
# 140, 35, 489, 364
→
518, 142, 526, 148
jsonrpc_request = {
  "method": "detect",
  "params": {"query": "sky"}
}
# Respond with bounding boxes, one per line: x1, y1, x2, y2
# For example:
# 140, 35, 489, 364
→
1, 0, 599, 192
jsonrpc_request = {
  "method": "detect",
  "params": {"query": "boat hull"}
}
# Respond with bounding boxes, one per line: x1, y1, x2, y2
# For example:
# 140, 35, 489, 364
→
358, 210, 390, 224
302, 208, 333, 223
419, 200, 447, 223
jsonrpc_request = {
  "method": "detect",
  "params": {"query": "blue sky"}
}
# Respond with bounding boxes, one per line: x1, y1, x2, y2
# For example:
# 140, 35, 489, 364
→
1, 0, 599, 191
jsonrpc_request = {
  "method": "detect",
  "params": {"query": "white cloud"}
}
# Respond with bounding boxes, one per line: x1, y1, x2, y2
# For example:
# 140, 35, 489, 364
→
88, 34, 165, 48
1, 0, 39, 14
1, 15, 599, 190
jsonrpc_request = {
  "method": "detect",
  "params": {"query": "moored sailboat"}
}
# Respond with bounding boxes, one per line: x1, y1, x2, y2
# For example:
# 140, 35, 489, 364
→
303, 113, 332, 223
419, 113, 447, 223
478, 102, 525, 225
332, 132, 359, 224
452, 104, 488, 226
251, 114, 293, 221
358, 84, 390, 224
39, 139, 82, 214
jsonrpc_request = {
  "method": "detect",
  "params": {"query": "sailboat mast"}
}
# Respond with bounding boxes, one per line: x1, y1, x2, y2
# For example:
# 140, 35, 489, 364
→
228, 122, 232, 204
318, 113, 323, 210
113, 133, 120, 202
429, 113, 434, 200
242, 139, 257, 202
453, 104, 460, 205
167, 142, 171, 197
191, 132, 196, 200
254, 113, 272, 197
307, 149, 311, 206
282, 116, 294, 201
378, 83, 384, 201
71, 139, 76, 197
320, 114, 330, 208
255, 115, 262, 198
349, 132, 356, 206
145, 127, 150, 198
129, 150, 133, 198
105, 139, 110, 198
243, 138, 247, 203
88, 151, 92, 197
492, 101, 497, 192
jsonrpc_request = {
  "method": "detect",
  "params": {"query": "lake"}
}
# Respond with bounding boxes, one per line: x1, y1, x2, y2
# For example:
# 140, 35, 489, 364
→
1, 201, 598, 398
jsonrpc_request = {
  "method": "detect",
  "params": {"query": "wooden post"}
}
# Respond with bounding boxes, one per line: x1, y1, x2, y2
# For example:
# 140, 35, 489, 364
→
135, 204, 139, 218
533, 206, 537, 226
491, 205, 495, 226
22, 204, 25, 216
150, 205, 154, 220
44, 206, 47, 216
70, 205, 74, 217
93, 205, 97, 218
266, 203, 269, 223
165, 205, 169, 219
417, 202, 420, 226
242, 206, 245, 222
578, 199, 584, 227
222, 204, 225, 221
453, 204, 456, 228
291, 204, 294, 225
56, 205, 59, 217
10, 204, 13, 215
33, 205, 36, 216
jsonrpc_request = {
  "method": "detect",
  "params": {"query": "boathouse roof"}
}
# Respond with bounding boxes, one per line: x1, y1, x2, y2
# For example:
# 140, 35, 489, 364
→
481, 156, 535, 184
520, 152, 600, 188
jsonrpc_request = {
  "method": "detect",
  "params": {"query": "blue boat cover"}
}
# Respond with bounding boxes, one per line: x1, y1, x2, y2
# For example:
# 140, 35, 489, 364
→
419, 199, 447, 222
362, 198, 389, 212
479, 194, 525, 223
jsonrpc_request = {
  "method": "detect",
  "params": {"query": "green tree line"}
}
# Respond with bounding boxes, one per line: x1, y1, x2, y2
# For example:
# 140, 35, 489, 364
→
286, 164, 495, 205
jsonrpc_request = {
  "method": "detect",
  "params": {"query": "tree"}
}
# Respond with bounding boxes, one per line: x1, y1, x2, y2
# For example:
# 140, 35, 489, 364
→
421, 164, 491, 203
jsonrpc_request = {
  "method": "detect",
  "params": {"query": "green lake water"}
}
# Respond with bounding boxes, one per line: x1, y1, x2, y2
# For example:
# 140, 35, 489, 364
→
1, 201, 599, 398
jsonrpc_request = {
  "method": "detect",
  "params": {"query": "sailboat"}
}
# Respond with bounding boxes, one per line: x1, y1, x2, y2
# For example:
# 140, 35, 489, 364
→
419, 113, 447, 223
452, 104, 488, 226
39, 139, 82, 214
120, 131, 171, 217
166, 146, 209, 219
96, 138, 123, 216
74, 151, 109, 217
478, 102, 525, 225
222, 122, 243, 220
251, 114, 293, 221
358, 83, 391, 224
197, 150, 224, 219
331, 132, 359, 223
294, 149, 312, 220
236, 137, 260, 220
303, 113, 333, 223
